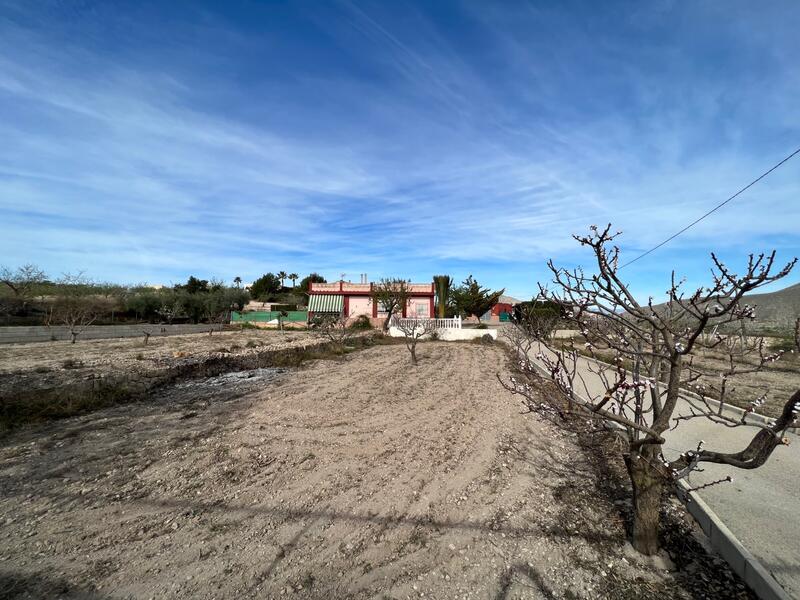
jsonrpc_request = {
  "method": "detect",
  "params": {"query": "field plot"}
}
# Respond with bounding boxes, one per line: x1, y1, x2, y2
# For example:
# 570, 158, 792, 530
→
1, 343, 751, 599
0, 329, 319, 377
553, 333, 799, 418
0, 330, 322, 425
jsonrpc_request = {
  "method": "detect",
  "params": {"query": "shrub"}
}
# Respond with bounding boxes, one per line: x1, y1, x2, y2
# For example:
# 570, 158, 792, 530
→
33, 366, 51, 373
476, 323, 489, 329
62, 358, 84, 369
349, 315, 373, 330
481, 333, 494, 344
246, 340, 258, 348
429, 331, 440, 341
770, 337, 796, 353
135, 352, 145, 360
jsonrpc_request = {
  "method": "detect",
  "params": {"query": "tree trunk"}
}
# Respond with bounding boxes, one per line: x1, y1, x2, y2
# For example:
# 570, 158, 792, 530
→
70, 331, 77, 344
625, 449, 663, 555
410, 345, 417, 365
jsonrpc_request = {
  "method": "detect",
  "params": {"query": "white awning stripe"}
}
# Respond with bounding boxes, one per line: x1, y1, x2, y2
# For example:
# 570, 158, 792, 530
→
308, 294, 344, 313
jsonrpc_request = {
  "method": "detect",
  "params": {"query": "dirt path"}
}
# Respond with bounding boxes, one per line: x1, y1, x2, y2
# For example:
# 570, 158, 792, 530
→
0, 343, 745, 599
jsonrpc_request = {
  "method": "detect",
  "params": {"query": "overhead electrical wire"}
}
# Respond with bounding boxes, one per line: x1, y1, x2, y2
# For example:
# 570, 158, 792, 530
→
620, 146, 800, 269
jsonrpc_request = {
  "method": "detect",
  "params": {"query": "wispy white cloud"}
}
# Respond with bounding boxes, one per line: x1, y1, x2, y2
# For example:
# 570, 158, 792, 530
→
0, 1, 798, 299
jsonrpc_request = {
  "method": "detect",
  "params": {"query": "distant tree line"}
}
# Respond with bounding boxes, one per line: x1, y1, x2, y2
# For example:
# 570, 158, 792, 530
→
0, 264, 326, 332
249, 272, 323, 302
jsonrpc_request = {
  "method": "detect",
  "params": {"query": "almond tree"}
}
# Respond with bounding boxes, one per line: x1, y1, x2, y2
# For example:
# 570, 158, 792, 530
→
502, 225, 798, 555
45, 273, 105, 343
370, 278, 411, 332
393, 317, 438, 365
0, 264, 47, 312
314, 312, 353, 353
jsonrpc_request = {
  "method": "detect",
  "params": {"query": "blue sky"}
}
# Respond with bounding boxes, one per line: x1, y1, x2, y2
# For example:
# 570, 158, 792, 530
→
1, 0, 798, 300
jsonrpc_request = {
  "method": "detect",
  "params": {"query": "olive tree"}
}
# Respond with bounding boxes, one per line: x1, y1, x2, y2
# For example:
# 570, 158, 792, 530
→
502, 225, 798, 555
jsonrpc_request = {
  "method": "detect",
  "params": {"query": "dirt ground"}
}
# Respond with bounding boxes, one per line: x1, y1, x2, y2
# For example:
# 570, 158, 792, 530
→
0, 330, 331, 425
0, 329, 319, 377
0, 342, 751, 599
687, 345, 799, 418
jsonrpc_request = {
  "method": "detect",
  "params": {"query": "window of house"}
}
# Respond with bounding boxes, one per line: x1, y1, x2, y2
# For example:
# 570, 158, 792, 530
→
415, 302, 428, 316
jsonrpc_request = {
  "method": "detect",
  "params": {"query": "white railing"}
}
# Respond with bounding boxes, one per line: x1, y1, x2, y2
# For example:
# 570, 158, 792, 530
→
391, 316, 462, 329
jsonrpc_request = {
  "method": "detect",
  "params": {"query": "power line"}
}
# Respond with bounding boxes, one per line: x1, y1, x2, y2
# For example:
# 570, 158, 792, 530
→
620, 146, 800, 269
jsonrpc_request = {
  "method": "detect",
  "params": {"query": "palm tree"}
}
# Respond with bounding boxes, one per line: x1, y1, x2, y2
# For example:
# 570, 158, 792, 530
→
233, 276, 242, 288
288, 273, 299, 289
433, 275, 452, 318
278, 271, 287, 288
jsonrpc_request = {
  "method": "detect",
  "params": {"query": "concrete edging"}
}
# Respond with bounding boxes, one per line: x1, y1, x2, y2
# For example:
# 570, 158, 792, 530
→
522, 351, 792, 600
387, 327, 498, 341
677, 481, 792, 600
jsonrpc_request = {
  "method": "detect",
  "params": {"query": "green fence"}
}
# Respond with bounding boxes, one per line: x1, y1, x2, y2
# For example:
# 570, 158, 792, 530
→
231, 311, 308, 323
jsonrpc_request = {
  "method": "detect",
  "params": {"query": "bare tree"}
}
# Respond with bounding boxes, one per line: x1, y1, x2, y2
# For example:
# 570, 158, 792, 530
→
314, 312, 353, 352
371, 278, 411, 332
46, 273, 105, 343
393, 317, 438, 365
0, 264, 47, 310
501, 225, 798, 555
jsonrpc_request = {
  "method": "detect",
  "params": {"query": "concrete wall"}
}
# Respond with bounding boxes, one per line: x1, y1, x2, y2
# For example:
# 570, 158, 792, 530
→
0, 323, 223, 345
388, 327, 497, 341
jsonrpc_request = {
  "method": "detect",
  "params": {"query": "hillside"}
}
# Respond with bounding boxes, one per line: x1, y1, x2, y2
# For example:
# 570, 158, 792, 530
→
742, 282, 800, 334
642, 282, 799, 336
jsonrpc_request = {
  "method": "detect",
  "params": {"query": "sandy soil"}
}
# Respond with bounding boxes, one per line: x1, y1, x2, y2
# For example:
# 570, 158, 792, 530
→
0, 343, 749, 599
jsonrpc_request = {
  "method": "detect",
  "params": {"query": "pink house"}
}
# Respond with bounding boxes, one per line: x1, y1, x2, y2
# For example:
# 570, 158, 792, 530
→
308, 280, 435, 325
